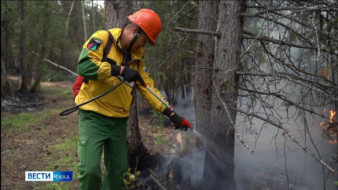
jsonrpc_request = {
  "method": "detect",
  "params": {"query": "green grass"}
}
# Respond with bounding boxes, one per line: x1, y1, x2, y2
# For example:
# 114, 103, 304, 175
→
43, 136, 79, 189
39, 85, 72, 100
1, 109, 61, 132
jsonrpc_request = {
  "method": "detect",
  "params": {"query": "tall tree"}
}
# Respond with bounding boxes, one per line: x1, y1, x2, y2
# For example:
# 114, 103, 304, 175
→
202, 1, 246, 189
193, 1, 218, 145
193, 1, 218, 188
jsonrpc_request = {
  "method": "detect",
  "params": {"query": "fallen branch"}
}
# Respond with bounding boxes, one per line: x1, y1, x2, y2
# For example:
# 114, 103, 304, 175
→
235, 108, 336, 174
30, 50, 78, 77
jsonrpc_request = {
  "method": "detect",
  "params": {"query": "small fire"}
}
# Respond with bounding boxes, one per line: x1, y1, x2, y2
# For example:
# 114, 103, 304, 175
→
330, 110, 336, 123
320, 109, 337, 144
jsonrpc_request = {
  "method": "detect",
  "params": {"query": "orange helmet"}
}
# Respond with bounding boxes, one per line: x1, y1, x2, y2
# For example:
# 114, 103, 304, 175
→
128, 9, 162, 45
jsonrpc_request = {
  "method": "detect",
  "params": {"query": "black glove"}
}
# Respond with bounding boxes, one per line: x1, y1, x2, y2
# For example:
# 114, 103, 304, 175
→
163, 108, 192, 131
111, 65, 145, 86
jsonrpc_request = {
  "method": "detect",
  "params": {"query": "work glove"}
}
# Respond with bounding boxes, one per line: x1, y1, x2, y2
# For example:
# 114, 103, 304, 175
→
111, 65, 145, 86
163, 108, 192, 131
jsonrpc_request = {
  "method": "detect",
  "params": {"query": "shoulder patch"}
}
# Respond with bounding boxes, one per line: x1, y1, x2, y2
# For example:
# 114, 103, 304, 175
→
87, 38, 102, 51
143, 67, 149, 73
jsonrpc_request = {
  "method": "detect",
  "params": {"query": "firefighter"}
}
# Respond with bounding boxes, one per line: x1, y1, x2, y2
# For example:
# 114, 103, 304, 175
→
74, 9, 191, 190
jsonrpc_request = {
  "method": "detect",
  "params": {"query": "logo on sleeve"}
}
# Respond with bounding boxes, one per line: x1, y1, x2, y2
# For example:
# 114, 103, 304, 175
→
143, 67, 148, 73
87, 38, 102, 51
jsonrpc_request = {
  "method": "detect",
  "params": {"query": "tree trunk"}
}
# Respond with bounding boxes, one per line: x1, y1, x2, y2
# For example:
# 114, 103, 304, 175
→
194, 0, 218, 144
105, 0, 132, 29
18, 0, 29, 92
31, 1, 49, 93
193, 2, 218, 188
81, 0, 87, 41
1, 57, 14, 97
202, 1, 246, 189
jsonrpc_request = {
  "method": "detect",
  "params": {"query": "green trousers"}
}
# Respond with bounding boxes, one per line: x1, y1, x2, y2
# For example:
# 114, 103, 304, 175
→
78, 110, 128, 190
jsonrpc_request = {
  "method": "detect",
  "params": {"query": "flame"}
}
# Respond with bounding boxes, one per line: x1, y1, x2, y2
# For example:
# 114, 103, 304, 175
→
320, 109, 337, 144
330, 110, 336, 123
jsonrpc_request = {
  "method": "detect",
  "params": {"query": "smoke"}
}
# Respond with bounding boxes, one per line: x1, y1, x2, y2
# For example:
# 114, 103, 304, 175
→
235, 104, 337, 190
149, 91, 337, 190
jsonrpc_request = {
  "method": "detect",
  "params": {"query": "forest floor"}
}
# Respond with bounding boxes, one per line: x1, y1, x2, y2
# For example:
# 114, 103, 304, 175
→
1, 80, 196, 190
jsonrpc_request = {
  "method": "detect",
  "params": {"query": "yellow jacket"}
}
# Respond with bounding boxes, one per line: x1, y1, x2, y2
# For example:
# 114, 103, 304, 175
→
75, 28, 168, 118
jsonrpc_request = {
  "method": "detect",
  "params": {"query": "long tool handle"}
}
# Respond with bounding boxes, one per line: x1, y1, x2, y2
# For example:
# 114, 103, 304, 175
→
59, 80, 125, 116
145, 85, 171, 109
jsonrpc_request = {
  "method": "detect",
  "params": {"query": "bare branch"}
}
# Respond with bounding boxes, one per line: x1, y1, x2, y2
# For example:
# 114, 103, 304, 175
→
174, 27, 221, 37
243, 33, 338, 56
237, 72, 336, 95
259, 41, 336, 86
238, 86, 329, 119
269, 11, 338, 42
242, 5, 338, 17
235, 108, 336, 174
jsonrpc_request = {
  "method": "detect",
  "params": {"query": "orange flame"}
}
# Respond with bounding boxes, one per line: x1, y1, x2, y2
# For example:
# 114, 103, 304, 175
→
320, 109, 337, 144
330, 110, 336, 123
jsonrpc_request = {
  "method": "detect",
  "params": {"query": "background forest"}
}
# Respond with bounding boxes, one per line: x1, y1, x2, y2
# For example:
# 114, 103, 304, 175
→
1, 0, 337, 190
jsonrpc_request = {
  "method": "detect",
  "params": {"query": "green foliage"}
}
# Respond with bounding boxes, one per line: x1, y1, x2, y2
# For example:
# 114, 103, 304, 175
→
154, 132, 168, 146
1, 1, 105, 91
139, 1, 197, 101
334, 181, 338, 186
123, 168, 142, 190
149, 110, 169, 127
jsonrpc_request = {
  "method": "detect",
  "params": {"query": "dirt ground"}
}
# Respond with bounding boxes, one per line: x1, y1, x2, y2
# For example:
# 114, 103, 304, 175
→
1, 82, 79, 189
1, 81, 193, 189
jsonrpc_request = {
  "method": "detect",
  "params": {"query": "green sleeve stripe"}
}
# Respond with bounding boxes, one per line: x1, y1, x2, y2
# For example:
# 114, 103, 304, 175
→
78, 48, 99, 80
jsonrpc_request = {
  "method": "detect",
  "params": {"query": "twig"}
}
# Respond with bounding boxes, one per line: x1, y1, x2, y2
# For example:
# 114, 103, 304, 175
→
243, 34, 338, 56
212, 81, 255, 154
150, 175, 167, 190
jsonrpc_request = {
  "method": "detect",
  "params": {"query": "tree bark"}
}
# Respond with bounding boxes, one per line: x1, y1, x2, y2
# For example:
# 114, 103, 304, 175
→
194, 0, 218, 143
193, 1, 219, 188
105, 0, 132, 29
202, 1, 246, 189
1, 57, 14, 97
